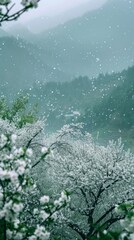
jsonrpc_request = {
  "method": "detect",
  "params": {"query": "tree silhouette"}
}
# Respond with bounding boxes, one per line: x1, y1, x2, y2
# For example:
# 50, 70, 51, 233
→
0, 0, 40, 25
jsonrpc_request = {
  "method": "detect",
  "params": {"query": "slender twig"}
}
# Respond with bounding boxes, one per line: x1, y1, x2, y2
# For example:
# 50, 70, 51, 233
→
0, 1, 40, 25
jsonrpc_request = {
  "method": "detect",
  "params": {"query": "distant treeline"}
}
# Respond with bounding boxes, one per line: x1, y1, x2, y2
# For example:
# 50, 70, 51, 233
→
25, 66, 134, 134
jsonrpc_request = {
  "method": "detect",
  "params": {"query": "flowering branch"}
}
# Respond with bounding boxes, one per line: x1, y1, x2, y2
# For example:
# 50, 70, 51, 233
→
0, 133, 70, 239
0, 0, 40, 25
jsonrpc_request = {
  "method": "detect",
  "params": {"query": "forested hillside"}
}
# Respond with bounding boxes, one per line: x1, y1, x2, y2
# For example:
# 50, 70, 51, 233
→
35, 0, 134, 77
16, 66, 126, 132
19, 65, 134, 148
83, 66, 134, 146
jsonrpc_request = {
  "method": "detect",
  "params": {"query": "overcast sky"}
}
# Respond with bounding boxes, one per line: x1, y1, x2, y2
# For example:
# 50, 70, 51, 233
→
3, 0, 107, 31
17, 0, 107, 21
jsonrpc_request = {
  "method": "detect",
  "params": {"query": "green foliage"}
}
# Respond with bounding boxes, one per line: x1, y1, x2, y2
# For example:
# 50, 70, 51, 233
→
0, 95, 37, 128
89, 203, 134, 240
85, 66, 134, 131
25, 72, 124, 132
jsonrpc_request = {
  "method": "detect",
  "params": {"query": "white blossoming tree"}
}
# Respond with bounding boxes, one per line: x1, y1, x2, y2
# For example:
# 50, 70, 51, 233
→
0, 1, 71, 238
1, 0, 134, 238
47, 125, 134, 240
0, 0, 40, 25
0, 120, 70, 240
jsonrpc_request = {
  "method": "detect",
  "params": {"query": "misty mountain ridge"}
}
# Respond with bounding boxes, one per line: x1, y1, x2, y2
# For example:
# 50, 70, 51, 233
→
2, 0, 107, 35
0, 0, 134, 95
4, 24, 36, 42
21, 65, 133, 133
0, 36, 70, 95
34, 0, 134, 78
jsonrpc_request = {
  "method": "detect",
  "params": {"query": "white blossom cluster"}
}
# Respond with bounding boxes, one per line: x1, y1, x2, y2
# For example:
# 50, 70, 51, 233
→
54, 191, 70, 207
120, 216, 134, 240
115, 204, 134, 240
47, 130, 134, 238
51, 134, 134, 204
0, 119, 43, 152
0, 132, 69, 239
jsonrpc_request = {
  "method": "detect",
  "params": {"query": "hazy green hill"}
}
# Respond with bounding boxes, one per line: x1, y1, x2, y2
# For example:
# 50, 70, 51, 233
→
19, 65, 134, 142
0, 36, 69, 96
23, 0, 106, 33
83, 66, 134, 147
0, 29, 9, 37
36, 0, 134, 78
84, 67, 134, 129
22, 69, 124, 131
1, 0, 133, 94
6, 24, 36, 42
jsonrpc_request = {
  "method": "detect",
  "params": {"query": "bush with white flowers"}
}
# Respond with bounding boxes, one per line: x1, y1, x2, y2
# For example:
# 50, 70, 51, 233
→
0, 133, 69, 240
